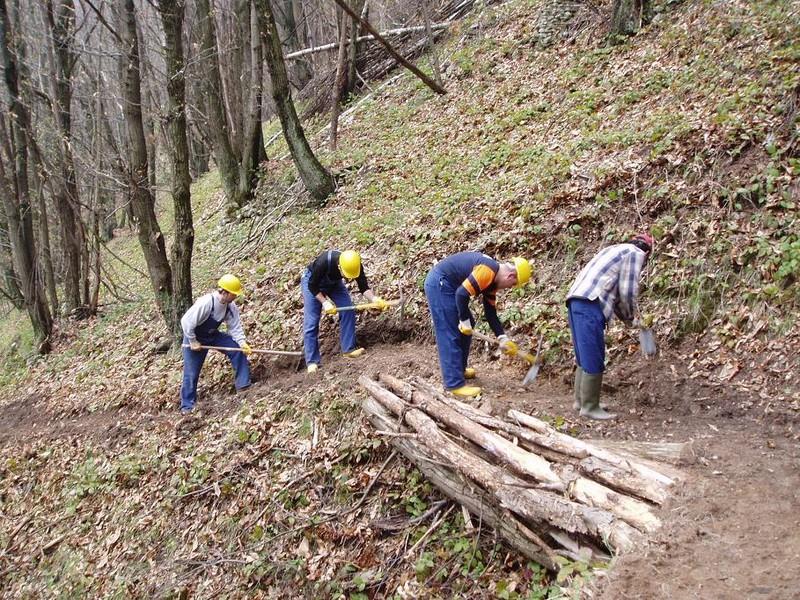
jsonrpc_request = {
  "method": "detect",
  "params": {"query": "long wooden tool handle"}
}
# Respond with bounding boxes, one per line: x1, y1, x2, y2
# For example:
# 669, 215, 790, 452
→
472, 331, 536, 365
182, 344, 302, 356
327, 299, 401, 314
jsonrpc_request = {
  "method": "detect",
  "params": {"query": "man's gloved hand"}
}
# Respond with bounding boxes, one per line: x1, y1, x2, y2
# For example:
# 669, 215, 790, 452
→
497, 334, 518, 356
458, 319, 473, 335
373, 297, 390, 311
241, 343, 252, 356
189, 340, 202, 351
322, 299, 336, 315
641, 313, 654, 328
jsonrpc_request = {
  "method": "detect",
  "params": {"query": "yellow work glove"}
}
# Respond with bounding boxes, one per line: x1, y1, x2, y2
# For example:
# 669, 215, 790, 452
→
458, 319, 473, 336
373, 297, 390, 311
322, 299, 336, 315
189, 340, 202, 351
241, 343, 252, 356
642, 313, 655, 328
497, 335, 518, 356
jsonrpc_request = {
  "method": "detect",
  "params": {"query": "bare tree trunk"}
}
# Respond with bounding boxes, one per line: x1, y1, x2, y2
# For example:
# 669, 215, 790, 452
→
279, 0, 312, 89
0, 0, 52, 351
31, 161, 59, 317
120, 0, 173, 328
238, 1, 265, 204
157, 0, 194, 339
421, 0, 442, 87
610, 0, 652, 40
0, 178, 24, 309
44, 0, 84, 313
328, 5, 349, 151
345, 0, 366, 96
254, 0, 335, 203
196, 0, 246, 210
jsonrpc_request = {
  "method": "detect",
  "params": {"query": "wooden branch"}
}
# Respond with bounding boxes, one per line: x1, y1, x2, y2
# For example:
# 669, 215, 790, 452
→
329, 0, 446, 95
285, 24, 451, 60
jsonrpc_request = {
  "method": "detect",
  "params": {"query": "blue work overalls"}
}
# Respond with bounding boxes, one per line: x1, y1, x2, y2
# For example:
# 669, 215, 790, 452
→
566, 298, 606, 375
301, 253, 357, 366
424, 268, 474, 390
180, 297, 250, 411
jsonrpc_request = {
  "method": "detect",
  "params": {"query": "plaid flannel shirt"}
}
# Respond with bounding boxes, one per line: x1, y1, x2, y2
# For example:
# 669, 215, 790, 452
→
566, 244, 646, 323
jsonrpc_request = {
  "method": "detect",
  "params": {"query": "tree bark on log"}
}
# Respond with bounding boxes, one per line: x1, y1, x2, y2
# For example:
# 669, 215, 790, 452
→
363, 395, 562, 571
381, 374, 662, 533
408, 376, 674, 506
359, 375, 643, 552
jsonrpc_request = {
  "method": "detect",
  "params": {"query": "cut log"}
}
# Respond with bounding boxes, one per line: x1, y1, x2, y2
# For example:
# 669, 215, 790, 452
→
383, 374, 661, 532
360, 375, 644, 551
362, 395, 561, 571
409, 377, 672, 506
587, 439, 696, 466
377, 373, 564, 488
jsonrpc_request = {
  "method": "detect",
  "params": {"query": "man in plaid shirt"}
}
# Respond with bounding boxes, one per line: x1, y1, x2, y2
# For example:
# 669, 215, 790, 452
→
566, 233, 654, 419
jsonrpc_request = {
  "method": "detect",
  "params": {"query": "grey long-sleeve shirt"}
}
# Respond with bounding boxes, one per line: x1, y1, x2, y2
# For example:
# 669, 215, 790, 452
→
180, 291, 246, 345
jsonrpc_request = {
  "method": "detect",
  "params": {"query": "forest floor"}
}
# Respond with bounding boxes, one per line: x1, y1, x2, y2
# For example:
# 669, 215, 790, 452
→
2, 322, 798, 598
2, 0, 799, 596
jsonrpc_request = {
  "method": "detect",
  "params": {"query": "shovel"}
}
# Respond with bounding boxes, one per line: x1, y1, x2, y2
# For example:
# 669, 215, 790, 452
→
522, 334, 544, 385
473, 331, 542, 385
182, 344, 302, 356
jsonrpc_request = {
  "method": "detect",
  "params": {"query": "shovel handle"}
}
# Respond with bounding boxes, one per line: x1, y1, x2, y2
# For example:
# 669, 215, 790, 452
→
472, 331, 538, 365
182, 344, 302, 356
325, 299, 400, 314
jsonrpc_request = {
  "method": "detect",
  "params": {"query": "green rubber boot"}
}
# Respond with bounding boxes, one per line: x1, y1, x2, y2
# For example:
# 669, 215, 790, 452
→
573, 366, 584, 412
579, 373, 616, 420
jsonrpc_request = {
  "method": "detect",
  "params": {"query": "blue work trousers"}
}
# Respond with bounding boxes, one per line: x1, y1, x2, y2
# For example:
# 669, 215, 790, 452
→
180, 332, 251, 411
301, 269, 357, 366
567, 298, 606, 375
425, 269, 473, 390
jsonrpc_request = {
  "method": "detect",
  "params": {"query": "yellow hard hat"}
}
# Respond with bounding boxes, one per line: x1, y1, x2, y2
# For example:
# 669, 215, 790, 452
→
339, 250, 361, 279
513, 257, 532, 287
217, 274, 243, 296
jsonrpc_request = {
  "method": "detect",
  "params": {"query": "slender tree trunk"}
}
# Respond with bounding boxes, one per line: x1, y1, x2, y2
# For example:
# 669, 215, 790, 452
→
0, 181, 24, 309
279, 0, 312, 89
346, 1, 365, 96
421, 0, 442, 87
0, 0, 52, 351
196, 0, 246, 210
254, 0, 335, 202
329, 5, 349, 151
157, 0, 194, 338
331, 0, 446, 95
120, 0, 173, 328
44, 0, 83, 313
238, 1, 265, 203
31, 161, 59, 317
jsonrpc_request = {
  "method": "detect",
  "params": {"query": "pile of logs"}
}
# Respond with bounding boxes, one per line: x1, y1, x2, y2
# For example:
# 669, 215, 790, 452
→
360, 373, 687, 571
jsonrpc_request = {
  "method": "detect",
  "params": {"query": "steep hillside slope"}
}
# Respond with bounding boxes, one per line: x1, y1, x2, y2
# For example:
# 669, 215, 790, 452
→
1, 0, 798, 597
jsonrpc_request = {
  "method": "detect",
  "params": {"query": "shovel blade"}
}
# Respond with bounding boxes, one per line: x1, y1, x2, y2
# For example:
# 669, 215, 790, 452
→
639, 328, 657, 357
522, 364, 540, 385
